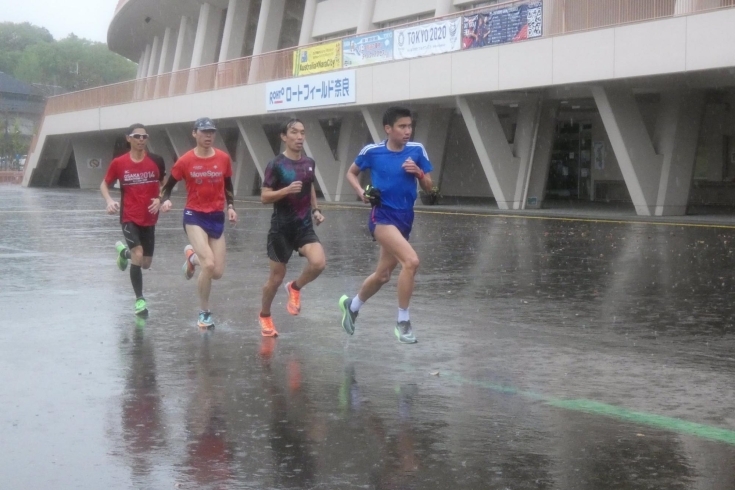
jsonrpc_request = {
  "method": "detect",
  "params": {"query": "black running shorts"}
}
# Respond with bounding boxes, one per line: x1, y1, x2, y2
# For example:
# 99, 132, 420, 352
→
122, 222, 156, 257
267, 220, 320, 264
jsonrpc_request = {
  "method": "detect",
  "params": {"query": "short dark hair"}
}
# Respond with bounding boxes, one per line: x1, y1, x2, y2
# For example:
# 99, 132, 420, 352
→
280, 118, 304, 135
382, 106, 412, 128
127, 123, 146, 135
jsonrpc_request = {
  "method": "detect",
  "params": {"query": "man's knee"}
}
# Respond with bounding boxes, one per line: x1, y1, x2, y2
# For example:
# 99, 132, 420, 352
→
403, 255, 420, 273
200, 256, 216, 276
268, 268, 286, 287
311, 257, 326, 273
375, 269, 392, 285
212, 266, 224, 280
130, 247, 144, 263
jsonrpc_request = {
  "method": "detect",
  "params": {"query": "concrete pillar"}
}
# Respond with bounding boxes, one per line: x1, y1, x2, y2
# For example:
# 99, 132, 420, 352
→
158, 27, 177, 75
232, 132, 260, 196
593, 86, 666, 216
298, 0, 318, 45
136, 51, 146, 79
188, 3, 225, 93
299, 114, 339, 202
236, 118, 276, 179
434, 0, 457, 16
252, 0, 286, 54
70, 134, 116, 190
336, 113, 372, 201
48, 140, 73, 187
414, 106, 452, 188
155, 27, 177, 97
357, 0, 377, 33
170, 16, 196, 95
145, 36, 161, 98
147, 36, 161, 79
145, 130, 176, 175
652, 90, 705, 215
360, 106, 385, 143
457, 95, 543, 210
172, 16, 196, 71
166, 125, 194, 159
219, 0, 251, 62
248, 0, 287, 83
524, 100, 558, 209
140, 44, 152, 78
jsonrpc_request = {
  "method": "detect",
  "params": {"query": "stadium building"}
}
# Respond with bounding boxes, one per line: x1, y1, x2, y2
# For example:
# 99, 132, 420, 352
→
22, 0, 735, 216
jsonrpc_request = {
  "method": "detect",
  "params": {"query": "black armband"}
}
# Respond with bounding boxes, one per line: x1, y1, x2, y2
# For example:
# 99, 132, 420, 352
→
224, 177, 235, 207
159, 175, 179, 202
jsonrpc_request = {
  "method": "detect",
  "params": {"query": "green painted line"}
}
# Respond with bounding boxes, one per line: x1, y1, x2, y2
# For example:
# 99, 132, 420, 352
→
441, 372, 735, 447
549, 399, 735, 446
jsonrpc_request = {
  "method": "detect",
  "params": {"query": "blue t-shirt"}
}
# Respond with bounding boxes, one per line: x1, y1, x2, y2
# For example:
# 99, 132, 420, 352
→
355, 141, 433, 210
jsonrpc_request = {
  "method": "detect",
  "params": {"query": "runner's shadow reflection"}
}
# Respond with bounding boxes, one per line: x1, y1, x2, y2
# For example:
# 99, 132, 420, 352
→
120, 319, 166, 481
259, 337, 323, 488
182, 338, 233, 489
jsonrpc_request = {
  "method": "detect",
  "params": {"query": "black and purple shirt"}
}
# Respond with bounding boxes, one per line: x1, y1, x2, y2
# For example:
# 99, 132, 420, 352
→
263, 154, 316, 225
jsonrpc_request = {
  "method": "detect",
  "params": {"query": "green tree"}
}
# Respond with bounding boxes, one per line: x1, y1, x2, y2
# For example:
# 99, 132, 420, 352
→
1, 23, 137, 91
0, 22, 53, 75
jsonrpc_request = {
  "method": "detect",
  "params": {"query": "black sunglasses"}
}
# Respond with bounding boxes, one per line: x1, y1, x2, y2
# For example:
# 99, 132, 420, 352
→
129, 134, 149, 140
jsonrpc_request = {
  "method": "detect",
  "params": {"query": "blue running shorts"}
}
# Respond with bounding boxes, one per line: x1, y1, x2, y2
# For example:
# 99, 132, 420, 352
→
368, 207, 414, 240
183, 209, 225, 239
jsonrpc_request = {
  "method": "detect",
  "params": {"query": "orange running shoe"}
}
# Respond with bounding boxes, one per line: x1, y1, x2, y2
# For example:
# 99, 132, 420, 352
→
183, 245, 196, 280
259, 314, 278, 337
284, 281, 301, 315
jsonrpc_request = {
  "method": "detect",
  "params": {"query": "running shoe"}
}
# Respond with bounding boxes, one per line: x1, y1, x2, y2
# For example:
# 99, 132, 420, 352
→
135, 297, 148, 317
198, 310, 214, 329
259, 315, 278, 337
115, 241, 129, 271
395, 321, 417, 344
339, 295, 358, 335
284, 281, 301, 315
183, 245, 196, 280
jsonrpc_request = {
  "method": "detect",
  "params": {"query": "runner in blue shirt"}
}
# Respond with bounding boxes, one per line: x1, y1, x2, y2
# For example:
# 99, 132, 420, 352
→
339, 106, 434, 344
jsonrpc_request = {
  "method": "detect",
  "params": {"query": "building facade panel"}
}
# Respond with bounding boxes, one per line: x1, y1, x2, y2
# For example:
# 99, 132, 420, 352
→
372, 0, 434, 24
552, 29, 615, 84
409, 54, 453, 99
370, 62, 411, 102
451, 47, 500, 95
498, 38, 553, 90
685, 8, 735, 71
613, 17, 687, 78
312, 0, 361, 38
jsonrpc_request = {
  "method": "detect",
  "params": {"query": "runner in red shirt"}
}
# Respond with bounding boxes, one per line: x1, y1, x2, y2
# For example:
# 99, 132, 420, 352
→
159, 118, 237, 329
100, 123, 166, 317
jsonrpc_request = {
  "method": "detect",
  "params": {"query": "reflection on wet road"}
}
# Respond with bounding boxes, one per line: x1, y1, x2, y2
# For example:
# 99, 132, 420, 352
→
1, 187, 735, 489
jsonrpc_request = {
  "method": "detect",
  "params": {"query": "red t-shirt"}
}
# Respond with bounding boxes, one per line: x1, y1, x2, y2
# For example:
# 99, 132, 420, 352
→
171, 149, 232, 213
104, 153, 163, 227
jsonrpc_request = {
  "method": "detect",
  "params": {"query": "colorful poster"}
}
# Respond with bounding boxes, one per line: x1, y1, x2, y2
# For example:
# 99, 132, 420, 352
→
343, 31, 394, 68
266, 70, 356, 111
293, 40, 343, 76
462, 2, 543, 50
393, 18, 462, 60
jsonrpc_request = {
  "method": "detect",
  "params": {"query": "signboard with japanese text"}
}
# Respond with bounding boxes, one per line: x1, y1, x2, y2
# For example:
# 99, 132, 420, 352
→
462, 2, 543, 50
292, 40, 343, 76
266, 70, 356, 111
343, 31, 394, 68
393, 18, 462, 60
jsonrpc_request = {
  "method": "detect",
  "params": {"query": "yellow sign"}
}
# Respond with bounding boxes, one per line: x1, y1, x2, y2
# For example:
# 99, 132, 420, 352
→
293, 40, 343, 76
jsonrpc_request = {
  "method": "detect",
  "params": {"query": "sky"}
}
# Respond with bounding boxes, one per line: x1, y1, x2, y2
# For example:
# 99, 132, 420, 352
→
2, 0, 117, 43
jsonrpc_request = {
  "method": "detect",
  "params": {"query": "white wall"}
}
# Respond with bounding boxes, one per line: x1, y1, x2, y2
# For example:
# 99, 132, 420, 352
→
71, 134, 116, 189
372, 0, 434, 24
312, 0, 360, 38
440, 113, 493, 198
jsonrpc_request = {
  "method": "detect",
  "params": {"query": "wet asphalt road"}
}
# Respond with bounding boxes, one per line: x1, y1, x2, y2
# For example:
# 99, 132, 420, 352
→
2, 186, 735, 489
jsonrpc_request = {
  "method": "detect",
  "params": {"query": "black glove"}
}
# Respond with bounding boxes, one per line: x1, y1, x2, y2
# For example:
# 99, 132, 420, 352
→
364, 185, 381, 207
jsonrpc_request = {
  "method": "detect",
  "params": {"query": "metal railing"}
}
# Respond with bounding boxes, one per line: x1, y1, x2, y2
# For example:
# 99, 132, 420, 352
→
45, 0, 735, 117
